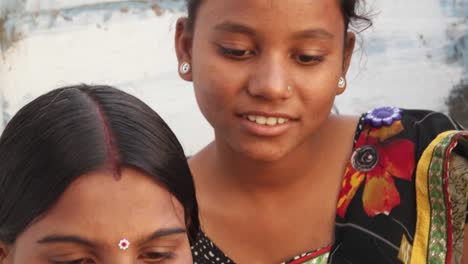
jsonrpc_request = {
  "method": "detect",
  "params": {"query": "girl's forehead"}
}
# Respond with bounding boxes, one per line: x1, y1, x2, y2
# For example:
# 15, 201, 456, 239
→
14, 169, 186, 249
197, 0, 341, 17
195, 0, 344, 38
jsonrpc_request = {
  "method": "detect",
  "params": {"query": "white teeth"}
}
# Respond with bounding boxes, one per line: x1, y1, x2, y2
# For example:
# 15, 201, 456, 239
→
256, 116, 267, 125
245, 115, 289, 126
278, 118, 287, 124
266, 117, 277, 126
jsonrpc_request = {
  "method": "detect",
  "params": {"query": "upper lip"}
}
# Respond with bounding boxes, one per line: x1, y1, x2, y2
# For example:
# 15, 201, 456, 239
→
238, 111, 297, 120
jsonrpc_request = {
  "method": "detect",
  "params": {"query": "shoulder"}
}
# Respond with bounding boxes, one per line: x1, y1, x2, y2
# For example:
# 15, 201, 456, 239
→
399, 109, 464, 142
363, 107, 462, 130
355, 107, 467, 175
325, 114, 361, 145
360, 107, 464, 157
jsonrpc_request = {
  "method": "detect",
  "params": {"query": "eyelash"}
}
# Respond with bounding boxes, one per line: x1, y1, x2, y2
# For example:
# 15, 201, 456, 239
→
217, 46, 324, 65
139, 251, 175, 262
53, 259, 93, 264
51, 252, 174, 264
294, 54, 325, 65
218, 46, 255, 60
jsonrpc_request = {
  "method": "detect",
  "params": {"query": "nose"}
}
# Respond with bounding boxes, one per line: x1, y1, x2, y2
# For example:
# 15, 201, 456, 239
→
247, 54, 292, 101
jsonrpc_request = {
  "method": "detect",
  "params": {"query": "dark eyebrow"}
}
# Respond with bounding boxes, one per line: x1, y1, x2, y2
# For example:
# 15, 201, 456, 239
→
292, 29, 335, 40
36, 228, 186, 248
37, 235, 96, 248
214, 21, 256, 36
141, 227, 187, 244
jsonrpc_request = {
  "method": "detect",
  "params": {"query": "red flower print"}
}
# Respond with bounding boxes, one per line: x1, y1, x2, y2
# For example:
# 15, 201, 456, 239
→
337, 121, 415, 217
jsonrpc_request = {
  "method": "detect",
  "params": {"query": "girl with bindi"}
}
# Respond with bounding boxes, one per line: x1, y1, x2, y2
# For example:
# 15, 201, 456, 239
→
175, 0, 468, 263
0, 85, 199, 264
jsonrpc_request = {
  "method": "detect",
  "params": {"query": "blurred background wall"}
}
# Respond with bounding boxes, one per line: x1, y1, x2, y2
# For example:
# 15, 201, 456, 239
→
0, 0, 467, 155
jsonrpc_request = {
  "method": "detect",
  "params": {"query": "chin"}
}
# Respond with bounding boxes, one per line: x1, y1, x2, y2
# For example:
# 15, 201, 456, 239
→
234, 142, 290, 162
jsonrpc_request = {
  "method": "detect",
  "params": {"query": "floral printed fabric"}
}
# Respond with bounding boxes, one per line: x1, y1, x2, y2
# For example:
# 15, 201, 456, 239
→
333, 109, 467, 264
337, 120, 415, 218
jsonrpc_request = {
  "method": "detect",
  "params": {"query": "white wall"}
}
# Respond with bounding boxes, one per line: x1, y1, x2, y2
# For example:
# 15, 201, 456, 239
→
0, 0, 466, 155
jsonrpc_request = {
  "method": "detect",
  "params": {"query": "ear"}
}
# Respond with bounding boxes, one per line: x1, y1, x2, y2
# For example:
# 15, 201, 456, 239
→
342, 31, 356, 75
0, 242, 10, 263
175, 17, 194, 82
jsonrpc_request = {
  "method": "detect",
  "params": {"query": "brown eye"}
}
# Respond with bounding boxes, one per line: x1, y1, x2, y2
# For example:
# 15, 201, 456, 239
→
295, 54, 324, 65
53, 259, 94, 264
218, 46, 254, 60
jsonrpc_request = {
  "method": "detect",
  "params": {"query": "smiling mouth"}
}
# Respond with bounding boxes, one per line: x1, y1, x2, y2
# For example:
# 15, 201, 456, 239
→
242, 115, 290, 126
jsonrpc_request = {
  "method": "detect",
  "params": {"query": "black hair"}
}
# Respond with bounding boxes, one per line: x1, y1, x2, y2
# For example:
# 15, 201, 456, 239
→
0, 84, 199, 244
339, 0, 373, 33
186, 0, 372, 37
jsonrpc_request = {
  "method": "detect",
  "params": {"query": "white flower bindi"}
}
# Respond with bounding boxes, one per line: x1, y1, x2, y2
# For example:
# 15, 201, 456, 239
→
118, 238, 130, 250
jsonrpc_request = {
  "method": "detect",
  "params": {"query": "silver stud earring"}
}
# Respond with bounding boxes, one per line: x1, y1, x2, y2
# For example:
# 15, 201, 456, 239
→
338, 77, 346, 88
179, 62, 191, 74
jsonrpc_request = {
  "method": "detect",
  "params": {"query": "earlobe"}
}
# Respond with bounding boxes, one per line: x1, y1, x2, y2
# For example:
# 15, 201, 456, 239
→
336, 76, 347, 95
174, 17, 194, 81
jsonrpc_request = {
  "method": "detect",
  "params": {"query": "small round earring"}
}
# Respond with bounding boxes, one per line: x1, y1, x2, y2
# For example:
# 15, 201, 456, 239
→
287, 85, 293, 93
179, 62, 191, 74
338, 77, 346, 89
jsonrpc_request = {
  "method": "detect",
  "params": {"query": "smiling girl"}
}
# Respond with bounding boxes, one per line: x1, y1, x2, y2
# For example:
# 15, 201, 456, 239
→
174, 0, 468, 263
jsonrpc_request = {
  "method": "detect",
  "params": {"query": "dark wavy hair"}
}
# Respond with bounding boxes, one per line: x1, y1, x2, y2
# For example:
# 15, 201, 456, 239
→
186, 0, 372, 38
0, 85, 199, 244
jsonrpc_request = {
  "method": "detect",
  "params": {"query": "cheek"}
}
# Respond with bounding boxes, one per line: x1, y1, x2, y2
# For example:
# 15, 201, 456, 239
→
193, 84, 229, 130
296, 73, 340, 125
192, 51, 229, 100
192, 66, 238, 119
192, 38, 247, 93
299, 74, 340, 103
302, 78, 338, 100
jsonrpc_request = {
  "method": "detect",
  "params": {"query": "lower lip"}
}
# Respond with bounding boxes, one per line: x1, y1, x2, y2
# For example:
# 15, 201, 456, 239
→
238, 116, 294, 137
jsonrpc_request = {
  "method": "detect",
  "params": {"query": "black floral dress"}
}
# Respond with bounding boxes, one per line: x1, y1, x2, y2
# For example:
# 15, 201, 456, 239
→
192, 107, 468, 264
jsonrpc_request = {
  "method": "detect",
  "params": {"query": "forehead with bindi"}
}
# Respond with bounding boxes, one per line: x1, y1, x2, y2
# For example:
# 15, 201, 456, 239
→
7, 168, 191, 263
